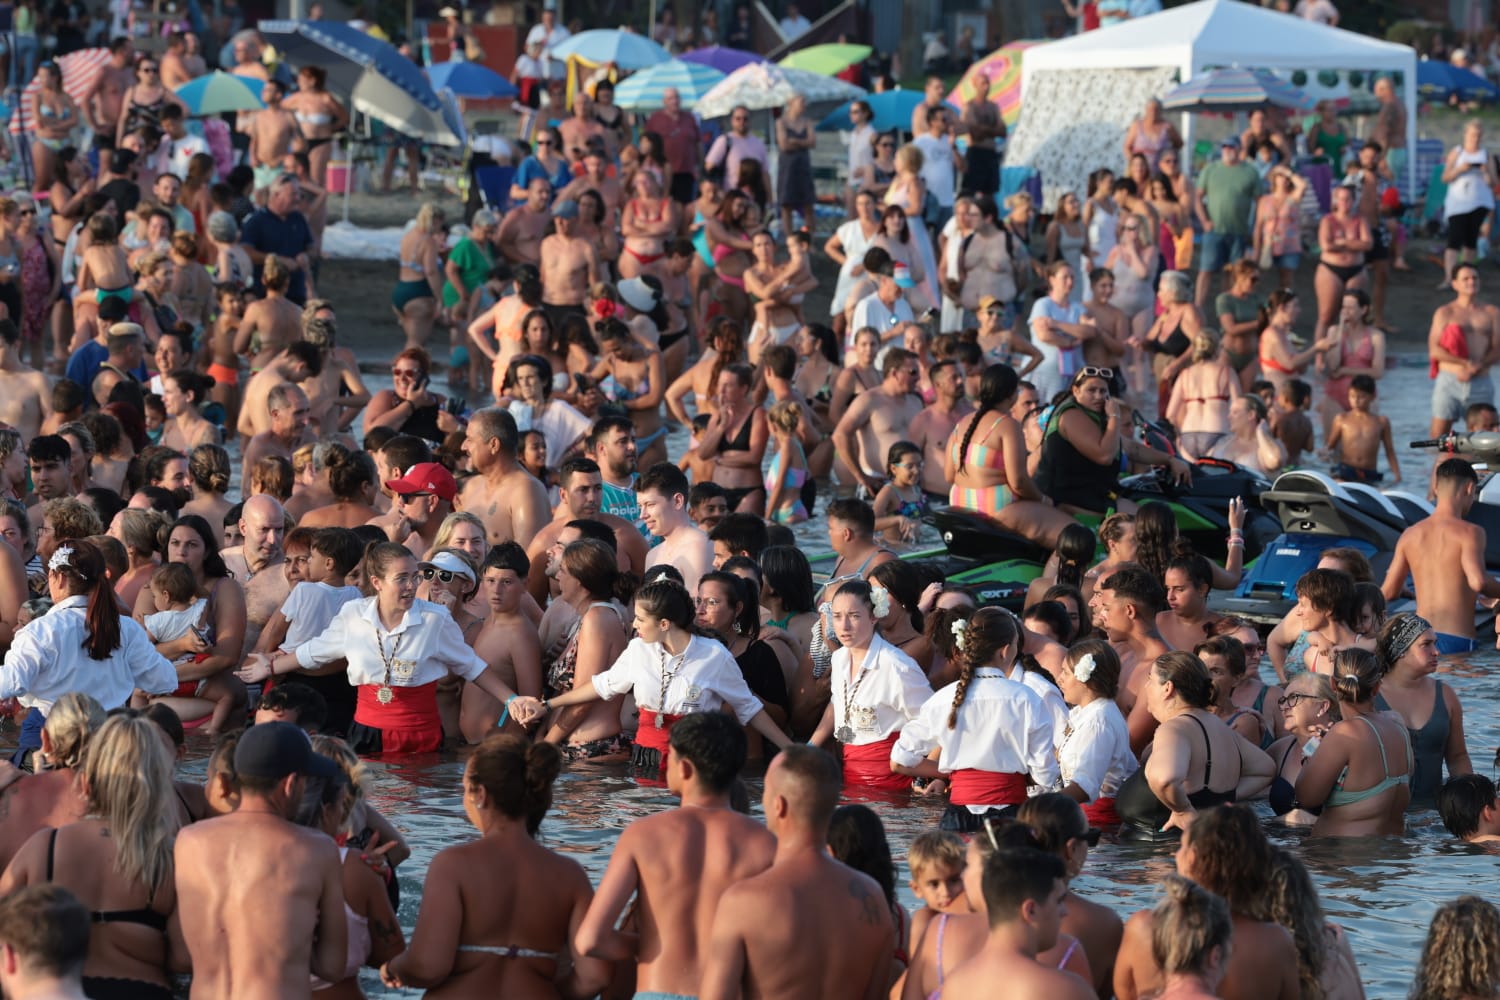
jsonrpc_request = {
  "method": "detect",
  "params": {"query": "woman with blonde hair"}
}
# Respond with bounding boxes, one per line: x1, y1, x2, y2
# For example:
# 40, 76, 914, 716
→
1104, 210, 1158, 329
430, 511, 489, 566
0, 712, 183, 1000
1410, 896, 1500, 1000
1167, 328, 1241, 459
0, 692, 103, 872
393, 203, 448, 352
884, 144, 939, 308
1148, 876, 1233, 1000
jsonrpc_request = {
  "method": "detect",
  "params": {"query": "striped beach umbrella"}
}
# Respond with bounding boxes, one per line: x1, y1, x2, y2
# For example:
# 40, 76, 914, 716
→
175, 71, 266, 114
613, 58, 726, 111
947, 40, 1037, 127
1160, 67, 1316, 114
9, 47, 112, 136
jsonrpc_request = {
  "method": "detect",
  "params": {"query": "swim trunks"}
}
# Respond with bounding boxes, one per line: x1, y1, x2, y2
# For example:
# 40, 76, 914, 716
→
1331, 462, 1383, 485
1432, 370, 1495, 422
206, 362, 239, 387
1434, 632, 1477, 655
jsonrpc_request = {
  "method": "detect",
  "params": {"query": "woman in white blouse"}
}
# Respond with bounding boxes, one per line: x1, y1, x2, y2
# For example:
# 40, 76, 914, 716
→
545, 579, 792, 772
890, 606, 1057, 829
810, 580, 931, 794
248, 542, 545, 755
1054, 638, 1138, 828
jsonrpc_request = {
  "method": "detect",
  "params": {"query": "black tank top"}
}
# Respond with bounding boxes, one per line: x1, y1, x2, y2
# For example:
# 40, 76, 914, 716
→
400, 402, 446, 445
1035, 397, 1119, 513
1116, 712, 1237, 840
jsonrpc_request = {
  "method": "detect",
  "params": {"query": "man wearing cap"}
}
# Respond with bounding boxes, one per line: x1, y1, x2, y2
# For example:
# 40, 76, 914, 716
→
1193, 135, 1262, 307
540, 200, 601, 328
849, 262, 916, 342
497, 177, 553, 267
383, 460, 458, 555
458, 408, 552, 546
832, 348, 926, 498
645, 88, 702, 208
525, 456, 648, 603
175, 721, 349, 997
221, 495, 290, 658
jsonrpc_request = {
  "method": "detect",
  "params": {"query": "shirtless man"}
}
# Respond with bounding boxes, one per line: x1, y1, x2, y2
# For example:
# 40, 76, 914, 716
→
299, 300, 370, 438
496, 178, 552, 266
461, 543, 542, 742
238, 342, 321, 441
558, 148, 623, 217
1383, 458, 1500, 652
701, 745, 894, 1000
160, 31, 192, 90
539, 200, 600, 318
220, 495, 290, 657
832, 348, 925, 498
577, 711, 776, 996
241, 382, 314, 490
937, 848, 1093, 1000
1428, 263, 1500, 438
638, 461, 713, 592
960, 70, 1006, 198
174, 721, 347, 998
1094, 566, 1170, 754
83, 38, 135, 149
909, 76, 953, 140
525, 457, 647, 602
558, 92, 605, 163
246, 81, 301, 191
0, 320, 51, 441
907, 359, 973, 500
457, 408, 551, 546
382, 461, 456, 555
233, 255, 305, 372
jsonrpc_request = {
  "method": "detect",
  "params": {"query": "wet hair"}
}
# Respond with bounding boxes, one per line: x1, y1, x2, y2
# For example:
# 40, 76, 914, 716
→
759, 545, 815, 614
1194, 634, 1248, 681
1295, 568, 1356, 625
1330, 647, 1382, 704
981, 848, 1067, 929
41, 692, 105, 771
49, 539, 121, 659
908, 830, 966, 879
1438, 774, 1499, 840
1266, 846, 1329, 1000
1064, 638, 1121, 699
1041, 583, 1089, 640
635, 578, 697, 631
827, 804, 896, 910
688, 481, 727, 510
1101, 564, 1165, 617
668, 711, 747, 794
467, 732, 562, 837
563, 538, 636, 605
1133, 501, 1184, 584
1054, 523, 1094, 590
188, 443, 231, 496
0, 884, 91, 980
870, 560, 924, 633
326, 447, 377, 502
709, 513, 768, 561
827, 497, 876, 536
1015, 792, 1096, 856
1184, 805, 1274, 918
257, 681, 329, 732
482, 540, 530, 580
948, 607, 1019, 729
1435, 456, 1480, 490
1151, 875, 1233, 981
1151, 651, 1214, 709
1411, 896, 1500, 1000
1023, 599, 1071, 645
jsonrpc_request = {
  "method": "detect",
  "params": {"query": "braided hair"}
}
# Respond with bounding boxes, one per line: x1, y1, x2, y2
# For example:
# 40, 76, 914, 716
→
954, 364, 1019, 475
948, 606, 1019, 729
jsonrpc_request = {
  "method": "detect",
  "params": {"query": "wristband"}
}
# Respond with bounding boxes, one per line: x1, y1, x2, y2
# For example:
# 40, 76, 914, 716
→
498, 694, 517, 728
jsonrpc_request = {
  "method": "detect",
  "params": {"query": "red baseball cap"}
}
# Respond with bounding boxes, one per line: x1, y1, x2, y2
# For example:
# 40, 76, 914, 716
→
384, 462, 457, 502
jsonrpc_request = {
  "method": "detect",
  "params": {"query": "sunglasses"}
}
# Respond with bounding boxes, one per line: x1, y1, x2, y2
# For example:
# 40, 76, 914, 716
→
17, 209, 35, 216
398, 492, 431, 504
536, 139, 554, 146
1079, 366, 1114, 380
421, 567, 464, 583
393, 368, 423, 379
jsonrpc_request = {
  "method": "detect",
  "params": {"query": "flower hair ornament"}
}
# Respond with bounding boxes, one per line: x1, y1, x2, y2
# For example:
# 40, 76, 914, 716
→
1072, 653, 1097, 684
592, 298, 617, 321
869, 583, 892, 619
951, 619, 968, 651
48, 545, 75, 574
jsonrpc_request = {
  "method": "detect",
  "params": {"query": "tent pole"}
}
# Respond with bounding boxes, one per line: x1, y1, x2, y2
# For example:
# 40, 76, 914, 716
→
342, 134, 351, 224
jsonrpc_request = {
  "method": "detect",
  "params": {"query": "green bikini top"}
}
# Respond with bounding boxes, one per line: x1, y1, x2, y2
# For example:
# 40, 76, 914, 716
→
1325, 715, 1411, 807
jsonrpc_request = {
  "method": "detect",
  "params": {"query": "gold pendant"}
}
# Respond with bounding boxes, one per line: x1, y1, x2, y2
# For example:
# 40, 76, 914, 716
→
376, 685, 394, 705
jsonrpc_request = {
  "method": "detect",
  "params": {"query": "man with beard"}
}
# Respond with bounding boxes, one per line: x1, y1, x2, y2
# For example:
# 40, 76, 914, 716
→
525, 457, 646, 602
383, 461, 457, 555
588, 416, 641, 526
241, 382, 314, 490
220, 494, 290, 657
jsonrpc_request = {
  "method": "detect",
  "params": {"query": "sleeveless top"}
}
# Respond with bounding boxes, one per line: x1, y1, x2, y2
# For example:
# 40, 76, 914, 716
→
1036, 398, 1118, 513
1374, 683, 1449, 808
1115, 712, 1236, 838
311, 847, 371, 990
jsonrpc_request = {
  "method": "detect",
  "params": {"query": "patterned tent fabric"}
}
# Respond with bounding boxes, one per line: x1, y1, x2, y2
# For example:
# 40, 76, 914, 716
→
9, 47, 110, 136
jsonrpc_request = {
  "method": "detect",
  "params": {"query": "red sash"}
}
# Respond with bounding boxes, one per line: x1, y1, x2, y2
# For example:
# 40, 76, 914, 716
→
947, 769, 1028, 807
634, 709, 683, 756
1082, 795, 1121, 827
354, 681, 441, 750
841, 735, 912, 793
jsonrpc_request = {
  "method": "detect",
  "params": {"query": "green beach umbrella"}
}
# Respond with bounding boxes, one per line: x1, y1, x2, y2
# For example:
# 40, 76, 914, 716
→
778, 43, 872, 77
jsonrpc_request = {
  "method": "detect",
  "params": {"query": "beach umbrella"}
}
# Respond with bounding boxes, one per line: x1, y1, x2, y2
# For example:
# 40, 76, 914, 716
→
679, 45, 764, 76
8, 47, 111, 137
1416, 60, 1500, 103
696, 62, 865, 119
175, 71, 266, 114
259, 19, 464, 145
816, 87, 954, 132
550, 29, 670, 71
1160, 67, 1316, 114
612, 58, 725, 111
946, 40, 1038, 127
778, 43, 871, 76
426, 60, 519, 99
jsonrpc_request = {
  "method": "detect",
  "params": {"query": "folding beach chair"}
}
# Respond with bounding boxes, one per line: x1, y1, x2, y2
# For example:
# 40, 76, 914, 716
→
474, 165, 515, 215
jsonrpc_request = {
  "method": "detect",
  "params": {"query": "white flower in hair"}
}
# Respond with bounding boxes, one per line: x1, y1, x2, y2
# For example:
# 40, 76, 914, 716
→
48, 546, 74, 573
1073, 653, 1096, 684
950, 619, 967, 651
869, 583, 892, 619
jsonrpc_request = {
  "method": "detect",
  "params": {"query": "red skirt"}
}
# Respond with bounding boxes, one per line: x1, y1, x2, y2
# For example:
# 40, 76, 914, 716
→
947, 769, 1028, 808
633, 709, 683, 771
841, 735, 911, 794
1082, 795, 1121, 827
351, 682, 442, 754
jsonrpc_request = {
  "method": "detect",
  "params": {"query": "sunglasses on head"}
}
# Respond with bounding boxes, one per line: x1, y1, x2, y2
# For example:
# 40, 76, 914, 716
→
1079, 366, 1114, 380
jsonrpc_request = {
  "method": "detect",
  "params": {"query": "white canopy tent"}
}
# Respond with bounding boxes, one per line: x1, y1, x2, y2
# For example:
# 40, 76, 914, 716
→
1015, 0, 1418, 195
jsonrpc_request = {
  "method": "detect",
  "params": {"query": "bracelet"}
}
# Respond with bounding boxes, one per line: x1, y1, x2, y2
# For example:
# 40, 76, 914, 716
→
498, 694, 518, 728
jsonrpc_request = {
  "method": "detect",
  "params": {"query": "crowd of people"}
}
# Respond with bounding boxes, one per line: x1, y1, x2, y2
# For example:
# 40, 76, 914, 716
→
0, 3, 1495, 997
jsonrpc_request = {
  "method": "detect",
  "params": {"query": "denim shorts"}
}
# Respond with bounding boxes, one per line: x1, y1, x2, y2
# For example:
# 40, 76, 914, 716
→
1273, 252, 1301, 271
1201, 230, 1248, 272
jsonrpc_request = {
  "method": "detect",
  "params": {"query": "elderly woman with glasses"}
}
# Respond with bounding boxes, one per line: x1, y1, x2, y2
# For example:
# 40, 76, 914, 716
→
441, 209, 498, 330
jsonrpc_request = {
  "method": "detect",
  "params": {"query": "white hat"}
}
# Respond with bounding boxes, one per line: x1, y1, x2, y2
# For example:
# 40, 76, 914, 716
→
419, 550, 476, 584
618, 276, 660, 314
439, 5, 460, 16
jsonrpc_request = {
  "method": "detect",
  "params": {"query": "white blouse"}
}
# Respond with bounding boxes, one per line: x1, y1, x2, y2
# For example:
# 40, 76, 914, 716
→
830, 633, 932, 746
892, 671, 1061, 807
295, 597, 488, 687
1007, 662, 1071, 743
0, 596, 178, 713
1058, 697, 1138, 801
592, 634, 764, 722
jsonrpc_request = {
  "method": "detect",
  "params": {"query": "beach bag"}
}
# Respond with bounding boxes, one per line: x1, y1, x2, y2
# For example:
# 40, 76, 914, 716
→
1258, 233, 1275, 270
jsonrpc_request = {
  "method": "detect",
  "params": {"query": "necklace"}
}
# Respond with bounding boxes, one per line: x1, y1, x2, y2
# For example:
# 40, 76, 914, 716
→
375, 627, 403, 705
656, 638, 688, 727
836, 649, 873, 744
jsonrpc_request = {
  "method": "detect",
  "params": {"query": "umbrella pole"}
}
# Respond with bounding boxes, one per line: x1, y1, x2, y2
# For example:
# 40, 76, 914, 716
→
342, 134, 352, 225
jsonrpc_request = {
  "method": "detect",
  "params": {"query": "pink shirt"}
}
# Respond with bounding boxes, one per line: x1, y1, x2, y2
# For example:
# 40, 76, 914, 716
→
645, 109, 702, 176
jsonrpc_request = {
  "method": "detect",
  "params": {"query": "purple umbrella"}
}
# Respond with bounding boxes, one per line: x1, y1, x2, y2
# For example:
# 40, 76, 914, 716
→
680, 45, 764, 76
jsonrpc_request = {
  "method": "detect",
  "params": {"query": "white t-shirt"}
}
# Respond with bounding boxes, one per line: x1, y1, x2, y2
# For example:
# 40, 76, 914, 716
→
1294, 0, 1338, 24
281, 581, 364, 649
166, 133, 211, 182
913, 133, 957, 209
850, 292, 914, 343
524, 23, 572, 78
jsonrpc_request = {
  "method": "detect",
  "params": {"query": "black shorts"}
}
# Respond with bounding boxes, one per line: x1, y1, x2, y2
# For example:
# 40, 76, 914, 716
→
669, 171, 696, 204
1367, 222, 1391, 262
544, 301, 587, 332
1448, 206, 1490, 250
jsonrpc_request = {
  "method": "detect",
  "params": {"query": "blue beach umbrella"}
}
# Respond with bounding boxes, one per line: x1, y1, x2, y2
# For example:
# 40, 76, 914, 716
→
175, 71, 266, 114
817, 88, 951, 132
426, 60, 519, 100
1416, 60, 1500, 103
613, 58, 725, 111
259, 19, 464, 145
550, 29, 671, 71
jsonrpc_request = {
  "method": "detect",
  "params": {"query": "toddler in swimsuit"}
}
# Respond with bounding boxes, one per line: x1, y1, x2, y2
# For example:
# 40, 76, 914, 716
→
874, 440, 929, 545
764, 401, 810, 524
142, 562, 246, 735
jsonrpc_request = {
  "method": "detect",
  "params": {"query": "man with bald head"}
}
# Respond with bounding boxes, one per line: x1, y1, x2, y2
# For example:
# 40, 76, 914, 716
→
701, 746, 895, 1000
221, 494, 290, 656
645, 86, 702, 207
